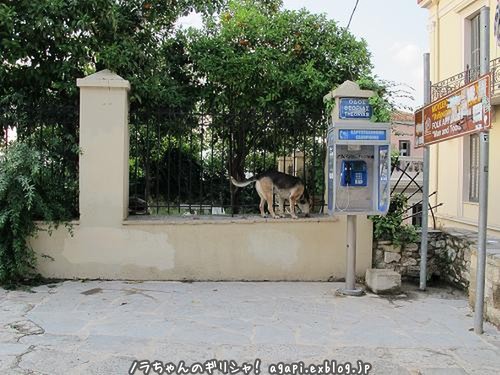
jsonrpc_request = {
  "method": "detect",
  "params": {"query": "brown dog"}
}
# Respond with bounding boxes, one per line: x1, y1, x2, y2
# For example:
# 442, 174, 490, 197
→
231, 171, 310, 219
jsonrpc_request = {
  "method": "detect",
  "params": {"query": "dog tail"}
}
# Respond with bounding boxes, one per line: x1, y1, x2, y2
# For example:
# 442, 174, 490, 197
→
230, 176, 256, 188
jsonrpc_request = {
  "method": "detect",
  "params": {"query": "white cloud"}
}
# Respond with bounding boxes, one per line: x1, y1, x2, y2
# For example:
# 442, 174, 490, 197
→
384, 42, 424, 109
391, 43, 421, 65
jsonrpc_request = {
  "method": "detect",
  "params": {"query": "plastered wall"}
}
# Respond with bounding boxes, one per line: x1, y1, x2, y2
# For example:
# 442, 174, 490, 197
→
31, 217, 373, 281
29, 70, 374, 281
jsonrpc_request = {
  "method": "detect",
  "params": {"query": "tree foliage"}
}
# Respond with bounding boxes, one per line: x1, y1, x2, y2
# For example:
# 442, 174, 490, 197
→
1, 1, 390, 199
0, 0, 225, 285
183, 0, 373, 209
0, 141, 75, 287
371, 193, 419, 247
0, 0, 224, 115
186, 0, 372, 116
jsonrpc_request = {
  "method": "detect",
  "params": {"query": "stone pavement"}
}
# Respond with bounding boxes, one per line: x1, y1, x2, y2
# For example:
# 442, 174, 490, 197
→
0, 281, 499, 375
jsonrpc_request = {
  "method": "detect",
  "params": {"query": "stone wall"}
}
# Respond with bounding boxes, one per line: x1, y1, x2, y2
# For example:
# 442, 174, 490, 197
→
440, 228, 475, 290
373, 229, 473, 290
469, 244, 500, 328
373, 227, 500, 327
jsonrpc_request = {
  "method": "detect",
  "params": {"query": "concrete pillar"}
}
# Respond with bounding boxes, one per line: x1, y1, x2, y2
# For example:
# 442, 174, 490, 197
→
77, 70, 130, 227
295, 151, 305, 178
277, 153, 305, 178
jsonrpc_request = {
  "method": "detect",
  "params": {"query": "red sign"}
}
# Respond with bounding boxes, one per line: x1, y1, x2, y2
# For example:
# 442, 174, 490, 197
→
416, 74, 491, 148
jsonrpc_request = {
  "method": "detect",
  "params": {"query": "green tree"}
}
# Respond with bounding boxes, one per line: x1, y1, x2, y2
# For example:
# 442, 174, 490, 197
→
0, 0, 225, 119
0, 0, 226, 215
184, 0, 372, 209
0, 141, 75, 286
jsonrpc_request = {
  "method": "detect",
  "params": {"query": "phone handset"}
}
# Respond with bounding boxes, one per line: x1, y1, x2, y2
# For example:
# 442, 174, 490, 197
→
345, 161, 352, 185
340, 160, 367, 187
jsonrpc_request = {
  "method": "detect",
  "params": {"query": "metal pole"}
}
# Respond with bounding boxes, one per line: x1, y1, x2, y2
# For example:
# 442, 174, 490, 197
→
474, 5, 490, 335
340, 215, 364, 296
346, 215, 356, 289
420, 53, 431, 291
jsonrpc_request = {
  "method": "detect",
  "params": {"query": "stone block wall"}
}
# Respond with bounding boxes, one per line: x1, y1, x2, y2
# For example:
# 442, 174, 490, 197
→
373, 227, 500, 327
373, 229, 473, 290
469, 248, 500, 328
440, 228, 475, 290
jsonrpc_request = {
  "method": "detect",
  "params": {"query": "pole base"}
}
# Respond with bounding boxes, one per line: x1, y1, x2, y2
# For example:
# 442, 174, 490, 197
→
338, 287, 365, 297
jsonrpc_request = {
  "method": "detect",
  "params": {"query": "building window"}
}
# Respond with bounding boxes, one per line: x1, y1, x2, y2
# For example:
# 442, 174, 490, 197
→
469, 133, 480, 202
463, 12, 482, 203
399, 140, 411, 157
412, 203, 423, 227
468, 13, 481, 81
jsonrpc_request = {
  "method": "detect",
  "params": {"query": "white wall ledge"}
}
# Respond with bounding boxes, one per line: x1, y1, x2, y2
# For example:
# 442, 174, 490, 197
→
123, 214, 340, 225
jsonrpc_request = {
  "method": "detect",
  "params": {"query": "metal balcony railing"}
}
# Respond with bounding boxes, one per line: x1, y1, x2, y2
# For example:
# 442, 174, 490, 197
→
491, 57, 500, 94
397, 156, 424, 173
390, 156, 423, 183
431, 58, 500, 102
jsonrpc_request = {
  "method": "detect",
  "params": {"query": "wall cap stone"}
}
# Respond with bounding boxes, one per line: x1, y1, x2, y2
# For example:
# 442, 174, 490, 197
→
77, 69, 130, 90
416, 229, 442, 234
123, 215, 341, 225
323, 80, 374, 101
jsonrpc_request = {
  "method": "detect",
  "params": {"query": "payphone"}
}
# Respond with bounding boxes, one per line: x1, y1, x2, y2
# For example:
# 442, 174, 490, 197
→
323, 80, 391, 296
326, 122, 391, 215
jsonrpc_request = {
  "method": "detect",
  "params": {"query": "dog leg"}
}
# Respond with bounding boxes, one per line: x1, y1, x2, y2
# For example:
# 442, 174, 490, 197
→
288, 186, 304, 219
265, 191, 279, 219
259, 197, 266, 217
255, 181, 267, 218
258, 177, 278, 219
289, 197, 298, 219
278, 196, 286, 218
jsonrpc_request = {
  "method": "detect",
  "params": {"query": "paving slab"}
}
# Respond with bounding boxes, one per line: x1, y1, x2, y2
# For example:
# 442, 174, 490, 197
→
0, 281, 499, 375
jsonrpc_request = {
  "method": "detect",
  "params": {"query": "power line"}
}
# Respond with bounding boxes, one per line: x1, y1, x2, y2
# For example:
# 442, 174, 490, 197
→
346, 0, 360, 30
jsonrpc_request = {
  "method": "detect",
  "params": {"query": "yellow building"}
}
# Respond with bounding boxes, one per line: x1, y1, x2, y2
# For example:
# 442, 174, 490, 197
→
419, 0, 500, 236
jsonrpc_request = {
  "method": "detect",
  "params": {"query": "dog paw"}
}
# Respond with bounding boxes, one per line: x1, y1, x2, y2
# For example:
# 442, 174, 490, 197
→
291, 215, 298, 219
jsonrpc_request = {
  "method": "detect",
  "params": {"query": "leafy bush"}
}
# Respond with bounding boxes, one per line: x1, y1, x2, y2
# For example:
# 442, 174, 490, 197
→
370, 193, 419, 247
0, 141, 74, 287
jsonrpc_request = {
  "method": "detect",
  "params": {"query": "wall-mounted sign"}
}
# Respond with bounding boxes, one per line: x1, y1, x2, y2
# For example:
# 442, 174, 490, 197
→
338, 129, 387, 141
417, 74, 491, 147
339, 97, 373, 120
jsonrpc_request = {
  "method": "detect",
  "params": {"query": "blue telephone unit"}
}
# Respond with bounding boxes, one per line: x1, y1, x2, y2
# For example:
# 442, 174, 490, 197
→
340, 160, 367, 187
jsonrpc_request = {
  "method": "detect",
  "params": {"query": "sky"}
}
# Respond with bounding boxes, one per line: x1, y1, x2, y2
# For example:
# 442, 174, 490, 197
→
283, 0, 429, 110
178, 0, 429, 110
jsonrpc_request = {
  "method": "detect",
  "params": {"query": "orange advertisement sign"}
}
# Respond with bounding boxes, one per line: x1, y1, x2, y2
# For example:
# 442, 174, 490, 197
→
417, 74, 491, 147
